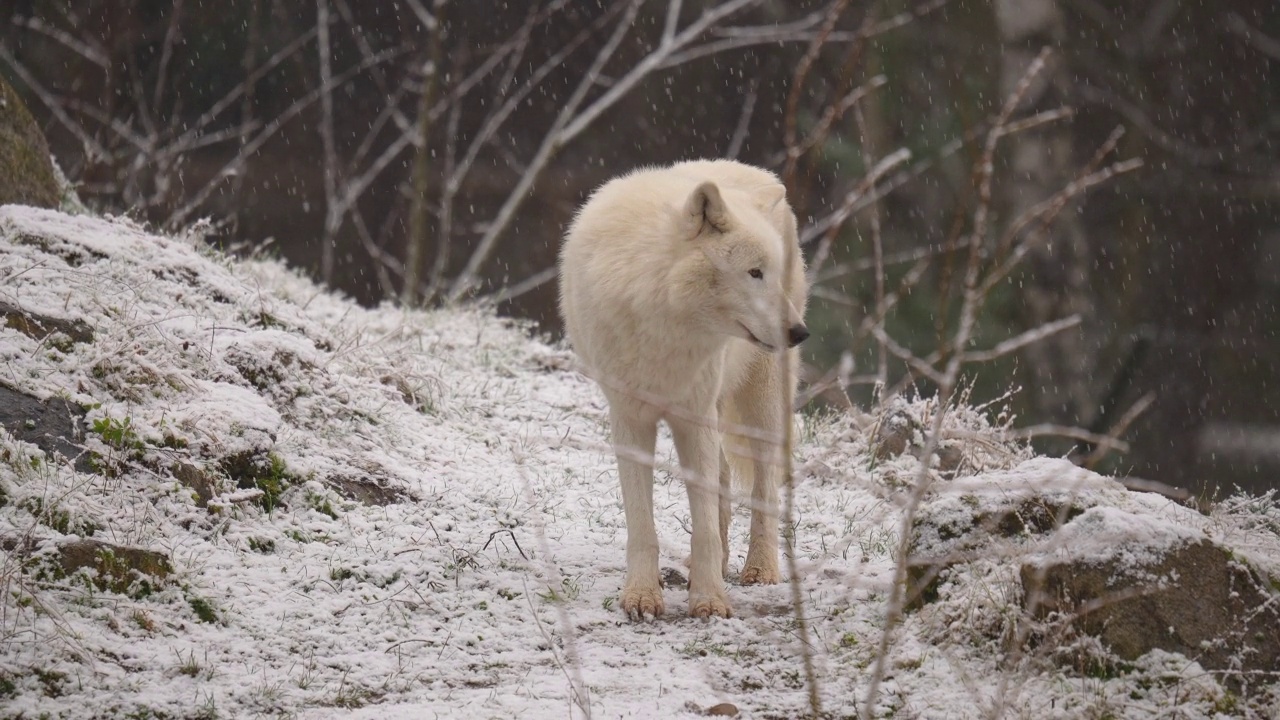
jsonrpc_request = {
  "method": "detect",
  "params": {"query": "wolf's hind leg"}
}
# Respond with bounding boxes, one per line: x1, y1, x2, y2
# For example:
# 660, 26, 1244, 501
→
718, 446, 732, 578
735, 364, 785, 586
613, 410, 663, 620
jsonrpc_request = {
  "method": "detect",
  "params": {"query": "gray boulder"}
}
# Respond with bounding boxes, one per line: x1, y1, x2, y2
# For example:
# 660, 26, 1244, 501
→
1022, 506, 1280, 689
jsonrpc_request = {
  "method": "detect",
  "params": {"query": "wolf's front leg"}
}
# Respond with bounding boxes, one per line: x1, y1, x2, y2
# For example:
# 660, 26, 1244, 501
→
613, 412, 663, 620
740, 435, 780, 585
672, 417, 731, 619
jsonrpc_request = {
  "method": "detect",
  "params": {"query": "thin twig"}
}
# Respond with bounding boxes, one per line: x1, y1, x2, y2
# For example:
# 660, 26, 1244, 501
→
855, 103, 888, 388
447, 0, 763, 302
860, 48, 1054, 719
1005, 424, 1130, 453
316, 0, 340, 283
963, 315, 1082, 363
1083, 392, 1155, 468
516, 466, 592, 718
725, 72, 760, 160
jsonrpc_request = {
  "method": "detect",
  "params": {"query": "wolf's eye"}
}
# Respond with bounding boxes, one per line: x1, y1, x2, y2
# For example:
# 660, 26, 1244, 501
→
748, 268, 764, 280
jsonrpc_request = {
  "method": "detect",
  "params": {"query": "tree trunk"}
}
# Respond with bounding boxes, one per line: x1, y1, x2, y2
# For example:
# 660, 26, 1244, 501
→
994, 0, 1098, 428
402, 3, 447, 306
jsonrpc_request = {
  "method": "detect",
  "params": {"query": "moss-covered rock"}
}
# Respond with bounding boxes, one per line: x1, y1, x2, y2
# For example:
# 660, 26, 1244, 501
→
1023, 532, 1280, 690
0, 76, 59, 209
0, 300, 94, 347
904, 460, 1121, 609
56, 539, 172, 597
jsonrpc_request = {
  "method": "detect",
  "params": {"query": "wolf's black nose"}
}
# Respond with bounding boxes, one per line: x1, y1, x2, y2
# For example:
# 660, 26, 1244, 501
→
788, 324, 810, 347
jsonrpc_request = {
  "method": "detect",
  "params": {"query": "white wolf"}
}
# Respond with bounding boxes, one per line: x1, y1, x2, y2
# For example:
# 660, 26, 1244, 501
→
558, 159, 809, 619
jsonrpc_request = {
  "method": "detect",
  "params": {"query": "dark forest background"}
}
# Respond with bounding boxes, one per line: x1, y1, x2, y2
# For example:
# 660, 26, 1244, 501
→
3, 0, 1278, 496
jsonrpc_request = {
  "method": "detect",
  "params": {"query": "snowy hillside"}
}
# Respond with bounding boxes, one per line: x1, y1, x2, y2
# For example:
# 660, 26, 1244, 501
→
1, 206, 1278, 719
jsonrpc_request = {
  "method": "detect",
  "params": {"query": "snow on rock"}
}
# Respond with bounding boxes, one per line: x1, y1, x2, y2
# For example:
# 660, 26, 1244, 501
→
1025, 504, 1207, 569
0, 205, 1278, 718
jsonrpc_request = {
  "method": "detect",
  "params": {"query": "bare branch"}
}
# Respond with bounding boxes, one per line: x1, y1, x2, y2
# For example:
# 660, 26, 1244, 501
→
781, 0, 855, 190
813, 238, 968, 283
861, 48, 1054, 718
1084, 392, 1155, 468
724, 73, 759, 160
980, 157, 1143, 296
448, 0, 771, 301
855, 102, 889, 388
175, 27, 320, 151
557, 0, 761, 144
1226, 11, 1280, 60
421, 2, 614, 301
425, 95, 463, 299
402, 0, 441, 31
1005, 424, 1130, 453
672, 0, 950, 67
995, 106, 1074, 137
486, 267, 559, 306
10, 16, 107, 67
963, 314, 1082, 363
151, 0, 184, 114
349, 209, 400, 298
447, 0, 646, 302
807, 143, 909, 280
0, 42, 110, 159
662, 0, 684, 46
317, 0, 340, 283
166, 45, 408, 229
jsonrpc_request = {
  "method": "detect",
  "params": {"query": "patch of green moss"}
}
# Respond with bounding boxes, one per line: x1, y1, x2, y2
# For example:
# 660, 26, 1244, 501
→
19, 497, 98, 537
220, 451, 296, 513
94, 548, 161, 598
187, 594, 219, 624
159, 433, 189, 450
122, 707, 176, 720
1213, 691, 1239, 714
33, 668, 66, 698
252, 311, 284, 329
307, 489, 338, 520
1080, 657, 1135, 681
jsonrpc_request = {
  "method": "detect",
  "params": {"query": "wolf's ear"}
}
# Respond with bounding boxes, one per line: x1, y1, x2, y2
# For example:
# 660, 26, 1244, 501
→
684, 181, 729, 235
755, 183, 791, 225
753, 183, 787, 211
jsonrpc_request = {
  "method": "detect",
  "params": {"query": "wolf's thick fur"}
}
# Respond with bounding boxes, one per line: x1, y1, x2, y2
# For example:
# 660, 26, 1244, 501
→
558, 159, 809, 619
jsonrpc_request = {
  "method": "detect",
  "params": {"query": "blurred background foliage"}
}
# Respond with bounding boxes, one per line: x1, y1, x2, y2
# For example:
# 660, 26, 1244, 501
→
2, 0, 1278, 496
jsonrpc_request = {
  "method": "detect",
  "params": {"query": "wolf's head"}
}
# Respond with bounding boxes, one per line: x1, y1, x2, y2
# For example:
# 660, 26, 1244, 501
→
671, 180, 809, 351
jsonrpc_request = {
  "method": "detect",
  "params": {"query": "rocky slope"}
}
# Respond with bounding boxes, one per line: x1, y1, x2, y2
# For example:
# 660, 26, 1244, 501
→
0, 205, 1277, 719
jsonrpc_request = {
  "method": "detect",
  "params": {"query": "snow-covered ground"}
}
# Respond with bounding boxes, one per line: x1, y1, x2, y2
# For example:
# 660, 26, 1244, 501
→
1, 206, 1277, 719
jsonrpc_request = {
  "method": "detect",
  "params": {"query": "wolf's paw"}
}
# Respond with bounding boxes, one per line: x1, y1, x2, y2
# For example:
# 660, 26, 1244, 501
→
739, 565, 780, 585
620, 585, 665, 621
688, 591, 733, 620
